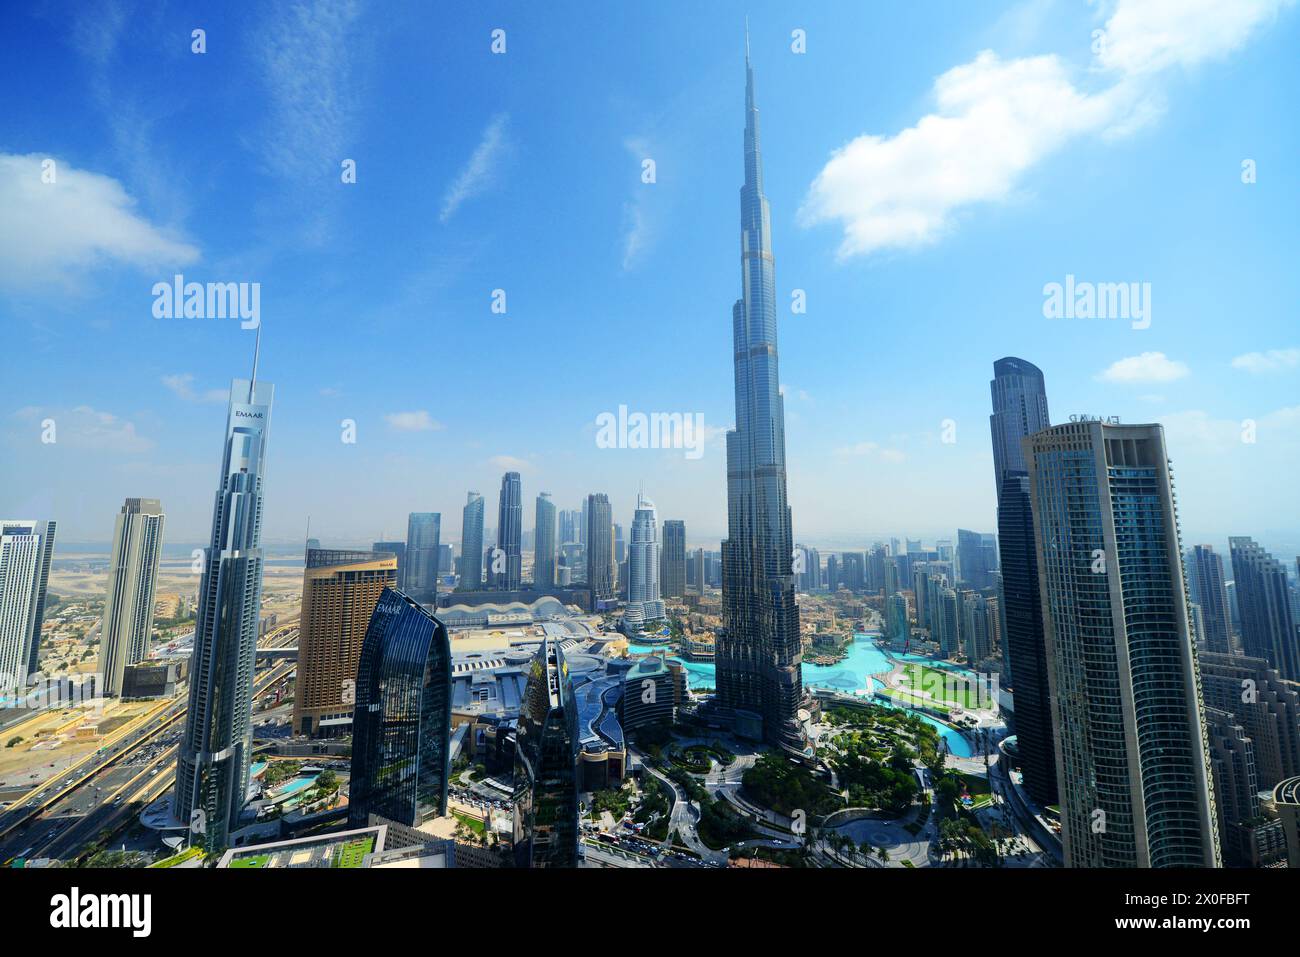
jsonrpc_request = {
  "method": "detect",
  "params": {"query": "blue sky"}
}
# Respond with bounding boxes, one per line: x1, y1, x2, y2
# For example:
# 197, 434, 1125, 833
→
2, 0, 1298, 562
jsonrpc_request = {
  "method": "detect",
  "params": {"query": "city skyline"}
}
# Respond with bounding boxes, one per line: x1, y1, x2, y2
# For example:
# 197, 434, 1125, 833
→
6, 1, 1300, 909
5, 2, 1299, 555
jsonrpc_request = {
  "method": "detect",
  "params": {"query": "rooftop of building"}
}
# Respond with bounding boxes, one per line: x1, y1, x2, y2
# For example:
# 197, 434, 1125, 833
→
625, 655, 670, 679
1275, 775, 1300, 808
215, 825, 385, 869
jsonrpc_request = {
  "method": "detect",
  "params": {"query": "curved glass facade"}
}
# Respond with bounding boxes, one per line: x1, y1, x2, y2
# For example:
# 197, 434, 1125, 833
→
348, 588, 451, 828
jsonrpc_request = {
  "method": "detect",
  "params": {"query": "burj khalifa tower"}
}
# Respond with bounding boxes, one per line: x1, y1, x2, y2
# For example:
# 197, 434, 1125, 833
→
717, 31, 806, 753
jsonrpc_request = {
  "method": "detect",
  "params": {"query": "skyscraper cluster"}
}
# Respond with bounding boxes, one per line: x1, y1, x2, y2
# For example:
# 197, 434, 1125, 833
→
971, 355, 1300, 868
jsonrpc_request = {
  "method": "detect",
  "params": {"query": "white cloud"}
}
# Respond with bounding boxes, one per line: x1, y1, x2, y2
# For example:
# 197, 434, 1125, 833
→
621, 200, 648, 271
1097, 0, 1294, 76
256, 0, 364, 183
1098, 351, 1189, 383
489, 454, 531, 472
440, 114, 509, 223
1231, 348, 1300, 374
1161, 405, 1300, 454
620, 137, 656, 270
800, 52, 1130, 258
0, 153, 199, 288
10, 404, 153, 453
162, 373, 226, 403
385, 410, 443, 432
800, 0, 1294, 258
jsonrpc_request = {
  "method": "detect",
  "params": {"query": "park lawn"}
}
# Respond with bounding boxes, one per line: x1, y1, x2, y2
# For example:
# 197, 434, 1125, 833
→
895, 666, 986, 709
452, 809, 487, 835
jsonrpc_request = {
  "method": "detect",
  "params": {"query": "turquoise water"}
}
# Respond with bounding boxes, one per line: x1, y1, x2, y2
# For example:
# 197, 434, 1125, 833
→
628, 633, 973, 757
275, 776, 316, 796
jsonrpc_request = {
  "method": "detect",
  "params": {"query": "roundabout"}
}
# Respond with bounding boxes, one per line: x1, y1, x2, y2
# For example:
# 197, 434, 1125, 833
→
825, 811, 931, 868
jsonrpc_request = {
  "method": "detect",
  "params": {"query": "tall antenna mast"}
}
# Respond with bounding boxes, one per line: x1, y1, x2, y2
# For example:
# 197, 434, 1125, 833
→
248, 324, 262, 402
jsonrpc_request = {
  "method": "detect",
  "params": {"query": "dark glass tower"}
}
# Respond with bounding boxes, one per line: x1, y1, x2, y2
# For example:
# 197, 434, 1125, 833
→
458, 491, 484, 591
660, 519, 686, 599
584, 493, 614, 602
348, 588, 451, 827
1229, 537, 1300, 681
997, 472, 1057, 806
717, 33, 804, 752
1187, 544, 1233, 654
512, 637, 579, 867
404, 512, 440, 603
988, 357, 1056, 805
990, 357, 1050, 483
495, 472, 523, 590
534, 492, 556, 588
174, 362, 273, 852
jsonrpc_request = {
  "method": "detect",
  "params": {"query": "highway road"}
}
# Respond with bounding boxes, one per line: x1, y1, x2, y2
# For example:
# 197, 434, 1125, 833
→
0, 630, 297, 864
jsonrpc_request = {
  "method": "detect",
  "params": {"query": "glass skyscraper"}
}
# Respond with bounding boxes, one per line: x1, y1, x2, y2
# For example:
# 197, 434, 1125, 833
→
1187, 544, 1233, 654
1026, 421, 1219, 867
534, 492, 556, 588
495, 471, 523, 590
584, 492, 614, 603
988, 356, 1057, 805
348, 588, 451, 827
458, 491, 484, 591
990, 357, 1050, 483
512, 636, 579, 867
98, 498, 165, 697
660, 519, 686, 599
717, 33, 804, 753
175, 369, 273, 852
1229, 537, 1299, 681
624, 493, 665, 632
0, 519, 57, 689
404, 512, 440, 603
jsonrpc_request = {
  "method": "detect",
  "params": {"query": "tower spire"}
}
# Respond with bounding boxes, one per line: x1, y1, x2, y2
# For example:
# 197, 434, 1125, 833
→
248, 324, 261, 402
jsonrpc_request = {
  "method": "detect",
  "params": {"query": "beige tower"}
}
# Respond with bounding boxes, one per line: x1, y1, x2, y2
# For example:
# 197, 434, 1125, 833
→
293, 548, 398, 737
